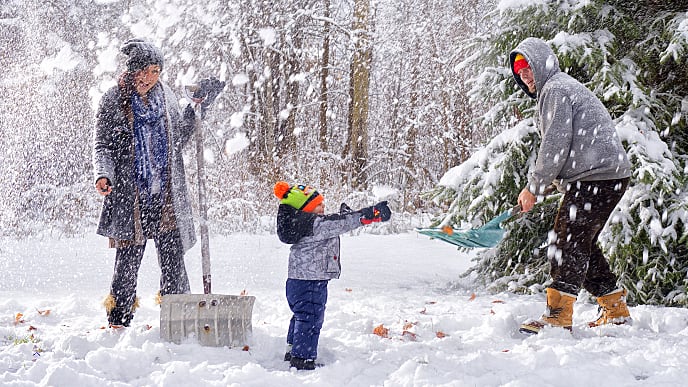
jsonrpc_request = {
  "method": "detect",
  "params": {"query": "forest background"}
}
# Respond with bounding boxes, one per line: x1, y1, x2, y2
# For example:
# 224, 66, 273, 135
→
0, 0, 488, 237
0, 0, 687, 306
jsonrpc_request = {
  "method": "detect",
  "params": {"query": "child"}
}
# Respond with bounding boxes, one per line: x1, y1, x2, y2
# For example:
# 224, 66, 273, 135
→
274, 181, 391, 370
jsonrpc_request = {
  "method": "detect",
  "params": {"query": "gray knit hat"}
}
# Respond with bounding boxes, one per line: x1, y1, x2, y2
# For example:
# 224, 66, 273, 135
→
120, 38, 164, 72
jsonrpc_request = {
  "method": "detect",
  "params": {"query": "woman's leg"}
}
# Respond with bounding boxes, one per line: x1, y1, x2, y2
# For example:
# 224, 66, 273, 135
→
108, 243, 146, 326
156, 229, 190, 296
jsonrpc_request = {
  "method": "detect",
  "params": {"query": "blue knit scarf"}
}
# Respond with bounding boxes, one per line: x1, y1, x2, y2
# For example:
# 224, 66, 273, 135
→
132, 85, 168, 205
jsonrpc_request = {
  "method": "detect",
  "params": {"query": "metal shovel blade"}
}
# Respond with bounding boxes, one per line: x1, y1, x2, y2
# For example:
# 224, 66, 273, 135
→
160, 294, 256, 347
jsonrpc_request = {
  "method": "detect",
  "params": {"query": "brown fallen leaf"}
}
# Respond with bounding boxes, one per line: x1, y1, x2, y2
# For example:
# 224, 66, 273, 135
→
373, 324, 389, 338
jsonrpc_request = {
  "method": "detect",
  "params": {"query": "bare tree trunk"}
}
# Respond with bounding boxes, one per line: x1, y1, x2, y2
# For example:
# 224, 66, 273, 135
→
345, 0, 372, 189
277, 29, 301, 167
263, 49, 279, 173
403, 50, 419, 212
318, 0, 331, 153
440, 88, 461, 170
242, 34, 269, 177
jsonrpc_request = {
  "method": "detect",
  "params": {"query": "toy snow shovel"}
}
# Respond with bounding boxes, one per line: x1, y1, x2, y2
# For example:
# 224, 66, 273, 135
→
160, 82, 255, 348
416, 205, 520, 248
417, 186, 557, 248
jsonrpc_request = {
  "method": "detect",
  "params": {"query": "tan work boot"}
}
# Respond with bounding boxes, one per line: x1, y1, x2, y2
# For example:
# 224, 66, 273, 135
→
588, 288, 632, 327
520, 288, 576, 335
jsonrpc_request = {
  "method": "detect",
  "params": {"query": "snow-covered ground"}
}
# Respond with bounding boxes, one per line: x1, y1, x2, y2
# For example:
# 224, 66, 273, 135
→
2, 231, 688, 386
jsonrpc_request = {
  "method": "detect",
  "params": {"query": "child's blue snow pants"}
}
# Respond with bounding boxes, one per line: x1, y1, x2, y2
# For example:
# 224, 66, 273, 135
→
286, 278, 329, 360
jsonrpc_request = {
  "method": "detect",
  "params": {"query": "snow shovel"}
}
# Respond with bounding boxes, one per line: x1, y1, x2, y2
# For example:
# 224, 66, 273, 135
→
416, 205, 520, 248
417, 186, 557, 248
160, 82, 255, 348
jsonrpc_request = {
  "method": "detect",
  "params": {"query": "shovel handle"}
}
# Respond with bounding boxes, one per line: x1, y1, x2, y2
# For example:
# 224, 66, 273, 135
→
192, 101, 212, 294
185, 84, 205, 104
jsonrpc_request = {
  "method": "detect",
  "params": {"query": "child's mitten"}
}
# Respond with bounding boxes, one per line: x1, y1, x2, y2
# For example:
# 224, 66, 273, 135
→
376, 201, 392, 222
359, 201, 391, 224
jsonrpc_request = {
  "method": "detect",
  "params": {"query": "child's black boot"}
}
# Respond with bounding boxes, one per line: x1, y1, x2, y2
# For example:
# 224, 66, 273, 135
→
289, 356, 322, 370
283, 344, 292, 361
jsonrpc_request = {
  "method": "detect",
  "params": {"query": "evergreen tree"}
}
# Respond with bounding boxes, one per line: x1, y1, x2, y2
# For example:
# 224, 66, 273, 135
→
429, 1, 688, 305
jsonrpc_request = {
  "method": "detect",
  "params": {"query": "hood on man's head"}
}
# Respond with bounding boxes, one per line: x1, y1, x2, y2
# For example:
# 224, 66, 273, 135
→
509, 37, 560, 99
121, 38, 164, 72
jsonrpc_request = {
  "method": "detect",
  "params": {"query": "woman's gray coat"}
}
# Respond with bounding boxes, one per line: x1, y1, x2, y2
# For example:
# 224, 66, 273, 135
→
93, 82, 197, 252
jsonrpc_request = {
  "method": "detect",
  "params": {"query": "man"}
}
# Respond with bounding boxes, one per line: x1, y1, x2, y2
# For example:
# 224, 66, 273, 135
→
510, 37, 633, 334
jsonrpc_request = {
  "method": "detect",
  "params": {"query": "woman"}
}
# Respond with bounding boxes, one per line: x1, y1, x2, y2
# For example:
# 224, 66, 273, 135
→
93, 38, 222, 328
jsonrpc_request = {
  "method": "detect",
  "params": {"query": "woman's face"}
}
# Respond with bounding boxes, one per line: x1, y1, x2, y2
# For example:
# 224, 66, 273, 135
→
133, 64, 161, 96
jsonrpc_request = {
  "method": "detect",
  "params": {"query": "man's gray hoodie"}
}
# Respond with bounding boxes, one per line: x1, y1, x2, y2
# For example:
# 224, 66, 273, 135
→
509, 37, 631, 194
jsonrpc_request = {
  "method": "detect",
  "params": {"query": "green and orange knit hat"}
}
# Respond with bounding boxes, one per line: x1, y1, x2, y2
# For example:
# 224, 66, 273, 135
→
273, 181, 324, 212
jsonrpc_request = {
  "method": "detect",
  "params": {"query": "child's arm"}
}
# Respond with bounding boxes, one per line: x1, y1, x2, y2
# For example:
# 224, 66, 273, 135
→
305, 213, 363, 242
304, 201, 392, 242
277, 202, 392, 244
